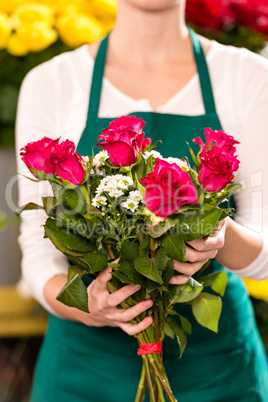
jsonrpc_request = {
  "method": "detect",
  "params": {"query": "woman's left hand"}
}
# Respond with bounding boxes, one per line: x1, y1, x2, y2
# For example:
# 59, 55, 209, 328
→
169, 219, 227, 285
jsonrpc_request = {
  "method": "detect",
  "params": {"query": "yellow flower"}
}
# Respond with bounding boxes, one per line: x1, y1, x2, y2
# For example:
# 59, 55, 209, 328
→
0, 0, 22, 14
7, 24, 58, 56
243, 277, 268, 303
91, 0, 117, 20
56, 12, 104, 47
0, 11, 12, 48
12, 3, 55, 28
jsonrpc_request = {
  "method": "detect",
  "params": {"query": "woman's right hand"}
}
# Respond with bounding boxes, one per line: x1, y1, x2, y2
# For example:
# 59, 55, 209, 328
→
82, 267, 153, 335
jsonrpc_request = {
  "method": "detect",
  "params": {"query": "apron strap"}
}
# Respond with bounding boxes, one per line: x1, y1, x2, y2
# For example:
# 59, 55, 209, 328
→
87, 35, 109, 118
188, 27, 217, 114
87, 28, 216, 119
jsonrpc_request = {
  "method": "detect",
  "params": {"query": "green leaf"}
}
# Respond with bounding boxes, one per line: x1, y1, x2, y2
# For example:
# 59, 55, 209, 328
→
162, 258, 174, 285
16, 202, 44, 216
174, 204, 223, 242
84, 252, 108, 273
56, 273, 89, 313
120, 241, 139, 262
42, 196, 58, 215
134, 256, 163, 285
58, 187, 89, 215
162, 232, 186, 261
178, 314, 192, 335
200, 271, 228, 297
166, 317, 187, 358
213, 183, 242, 206
186, 141, 199, 166
192, 292, 222, 333
132, 156, 146, 180
44, 217, 93, 252
67, 266, 84, 280
146, 220, 175, 239
169, 277, 203, 304
152, 248, 169, 272
116, 260, 147, 287
136, 176, 145, 199
164, 321, 175, 339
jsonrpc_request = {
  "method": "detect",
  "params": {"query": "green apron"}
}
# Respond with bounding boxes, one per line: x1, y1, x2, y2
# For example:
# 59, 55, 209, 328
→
31, 29, 268, 402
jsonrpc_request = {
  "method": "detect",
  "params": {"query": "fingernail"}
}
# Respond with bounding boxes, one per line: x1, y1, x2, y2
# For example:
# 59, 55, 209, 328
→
129, 284, 141, 290
145, 299, 153, 307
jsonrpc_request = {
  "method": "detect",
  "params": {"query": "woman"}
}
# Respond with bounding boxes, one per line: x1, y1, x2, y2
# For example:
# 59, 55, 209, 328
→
16, 0, 268, 401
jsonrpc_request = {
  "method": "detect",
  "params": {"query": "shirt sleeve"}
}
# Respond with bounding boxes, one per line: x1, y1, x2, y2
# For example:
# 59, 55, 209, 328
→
226, 48, 268, 280
16, 62, 69, 314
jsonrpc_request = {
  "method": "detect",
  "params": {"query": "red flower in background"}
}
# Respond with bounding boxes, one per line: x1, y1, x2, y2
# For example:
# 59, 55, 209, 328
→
186, 0, 268, 36
230, 0, 268, 35
186, 0, 232, 31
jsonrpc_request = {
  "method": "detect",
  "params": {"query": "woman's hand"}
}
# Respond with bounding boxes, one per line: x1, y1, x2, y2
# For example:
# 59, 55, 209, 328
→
82, 267, 153, 336
169, 219, 227, 285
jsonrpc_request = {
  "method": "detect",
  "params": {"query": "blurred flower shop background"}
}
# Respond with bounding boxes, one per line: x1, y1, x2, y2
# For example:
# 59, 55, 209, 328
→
0, 0, 268, 400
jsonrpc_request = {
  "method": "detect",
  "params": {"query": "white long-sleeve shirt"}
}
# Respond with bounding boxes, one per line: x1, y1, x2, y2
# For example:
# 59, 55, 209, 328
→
16, 40, 268, 313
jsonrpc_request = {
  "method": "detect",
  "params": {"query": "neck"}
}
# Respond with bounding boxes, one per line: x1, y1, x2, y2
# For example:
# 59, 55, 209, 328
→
109, 1, 189, 66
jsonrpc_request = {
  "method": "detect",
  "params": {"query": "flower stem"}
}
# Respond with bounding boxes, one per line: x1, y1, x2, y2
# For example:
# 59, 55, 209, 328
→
135, 364, 147, 402
143, 355, 157, 402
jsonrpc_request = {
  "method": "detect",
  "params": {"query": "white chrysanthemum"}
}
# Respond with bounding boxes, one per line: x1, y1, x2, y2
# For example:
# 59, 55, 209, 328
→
96, 175, 133, 197
121, 199, 139, 212
93, 150, 109, 168
162, 157, 188, 169
129, 190, 143, 202
143, 150, 162, 160
83, 156, 90, 163
107, 187, 124, 198
113, 174, 133, 189
92, 194, 107, 208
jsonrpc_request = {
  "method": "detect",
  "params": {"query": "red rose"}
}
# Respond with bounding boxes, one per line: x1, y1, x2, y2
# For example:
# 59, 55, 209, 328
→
198, 146, 240, 193
21, 137, 86, 186
193, 128, 240, 192
20, 137, 59, 178
141, 158, 198, 217
97, 116, 151, 167
186, 0, 231, 31
230, 0, 268, 35
193, 128, 240, 155
51, 140, 86, 186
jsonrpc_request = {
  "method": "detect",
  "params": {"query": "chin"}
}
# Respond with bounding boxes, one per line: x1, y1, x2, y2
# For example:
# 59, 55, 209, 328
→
124, 0, 183, 11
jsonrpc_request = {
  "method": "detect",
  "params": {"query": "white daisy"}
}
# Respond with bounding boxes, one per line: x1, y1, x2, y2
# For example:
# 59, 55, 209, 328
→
113, 174, 133, 189
129, 190, 143, 202
93, 150, 109, 168
162, 157, 188, 170
143, 150, 162, 160
121, 199, 139, 212
92, 194, 107, 208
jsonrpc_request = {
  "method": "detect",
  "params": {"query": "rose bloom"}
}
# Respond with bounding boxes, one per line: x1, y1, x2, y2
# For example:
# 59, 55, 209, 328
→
20, 137, 86, 186
97, 116, 151, 167
230, 0, 268, 35
186, 0, 232, 31
193, 128, 240, 155
141, 158, 198, 217
20, 137, 59, 178
194, 128, 240, 192
51, 140, 86, 186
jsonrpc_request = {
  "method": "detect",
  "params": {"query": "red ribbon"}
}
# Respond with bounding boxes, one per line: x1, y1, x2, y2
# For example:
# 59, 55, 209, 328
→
137, 342, 163, 356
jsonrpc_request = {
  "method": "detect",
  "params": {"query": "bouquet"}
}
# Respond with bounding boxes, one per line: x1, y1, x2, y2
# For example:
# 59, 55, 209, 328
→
17, 116, 241, 401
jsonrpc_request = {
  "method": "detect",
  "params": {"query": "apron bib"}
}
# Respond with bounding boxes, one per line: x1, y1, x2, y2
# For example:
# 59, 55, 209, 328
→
31, 29, 268, 402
